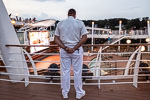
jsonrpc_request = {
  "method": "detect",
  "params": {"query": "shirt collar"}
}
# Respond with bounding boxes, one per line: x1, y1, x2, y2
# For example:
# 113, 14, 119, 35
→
68, 16, 75, 19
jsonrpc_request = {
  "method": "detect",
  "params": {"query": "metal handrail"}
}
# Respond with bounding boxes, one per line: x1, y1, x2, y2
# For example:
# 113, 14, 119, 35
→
1, 44, 150, 89
1, 65, 150, 70
5, 43, 150, 47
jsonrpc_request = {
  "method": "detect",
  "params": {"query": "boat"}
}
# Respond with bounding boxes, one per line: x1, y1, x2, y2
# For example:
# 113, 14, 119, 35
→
0, 0, 150, 99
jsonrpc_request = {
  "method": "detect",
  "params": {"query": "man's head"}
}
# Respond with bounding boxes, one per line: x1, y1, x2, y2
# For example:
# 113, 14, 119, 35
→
68, 9, 76, 18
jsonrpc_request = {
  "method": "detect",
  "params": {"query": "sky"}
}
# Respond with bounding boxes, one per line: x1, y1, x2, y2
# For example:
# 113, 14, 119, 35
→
2, 0, 150, 20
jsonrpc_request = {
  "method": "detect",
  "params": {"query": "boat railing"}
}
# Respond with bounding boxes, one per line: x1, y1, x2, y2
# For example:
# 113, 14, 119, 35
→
0, 44, 150, 89
87, 30, 148, 36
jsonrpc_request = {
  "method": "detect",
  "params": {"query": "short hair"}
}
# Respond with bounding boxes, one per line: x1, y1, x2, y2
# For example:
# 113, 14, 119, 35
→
68, 9, 76, 16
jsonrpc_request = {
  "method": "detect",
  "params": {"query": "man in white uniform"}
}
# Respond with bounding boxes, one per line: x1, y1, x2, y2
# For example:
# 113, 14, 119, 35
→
54, 9, 88, 99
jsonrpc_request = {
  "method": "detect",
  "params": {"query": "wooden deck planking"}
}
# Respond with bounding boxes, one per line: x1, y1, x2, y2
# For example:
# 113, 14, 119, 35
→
0, 78, 150, 100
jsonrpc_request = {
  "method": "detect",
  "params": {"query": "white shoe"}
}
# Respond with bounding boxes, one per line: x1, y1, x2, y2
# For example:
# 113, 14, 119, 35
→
76, 91, 86, 99
62, 93, 68, 99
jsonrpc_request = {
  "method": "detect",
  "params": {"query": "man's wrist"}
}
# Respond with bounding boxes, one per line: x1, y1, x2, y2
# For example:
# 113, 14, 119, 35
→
72, 48, 75, 52
63, 46, 67, 50
73, 47, 77, 51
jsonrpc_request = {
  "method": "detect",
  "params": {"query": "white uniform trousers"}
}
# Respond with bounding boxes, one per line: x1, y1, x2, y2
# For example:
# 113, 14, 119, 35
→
60, 47, 84, 95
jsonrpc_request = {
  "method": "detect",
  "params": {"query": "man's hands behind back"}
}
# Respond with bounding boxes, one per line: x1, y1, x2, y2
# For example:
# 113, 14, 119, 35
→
65, 47, 75, 54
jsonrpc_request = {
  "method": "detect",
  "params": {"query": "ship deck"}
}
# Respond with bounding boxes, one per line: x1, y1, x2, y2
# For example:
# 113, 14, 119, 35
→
0, 76, 150, 100
1, 45, 150, 100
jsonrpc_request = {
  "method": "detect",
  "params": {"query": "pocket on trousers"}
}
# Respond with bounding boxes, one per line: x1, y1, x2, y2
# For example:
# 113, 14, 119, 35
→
73, 48, 83, 57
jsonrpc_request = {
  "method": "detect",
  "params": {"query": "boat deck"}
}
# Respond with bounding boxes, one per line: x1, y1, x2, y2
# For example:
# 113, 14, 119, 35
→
0, 77, 150, 100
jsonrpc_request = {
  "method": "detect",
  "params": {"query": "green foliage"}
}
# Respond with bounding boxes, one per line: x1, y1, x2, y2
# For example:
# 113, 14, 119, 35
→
82, 17, 149, 30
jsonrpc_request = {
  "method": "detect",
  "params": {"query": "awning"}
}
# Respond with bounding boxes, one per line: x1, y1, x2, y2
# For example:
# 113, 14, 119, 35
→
30, 19, 56, 27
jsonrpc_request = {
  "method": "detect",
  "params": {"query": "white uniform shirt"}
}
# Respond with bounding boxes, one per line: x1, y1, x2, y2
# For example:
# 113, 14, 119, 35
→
55, 16, 88, 47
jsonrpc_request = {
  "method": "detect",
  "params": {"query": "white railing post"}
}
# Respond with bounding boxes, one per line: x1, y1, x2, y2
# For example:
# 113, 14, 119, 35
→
24, 68, 29, 87
124, 47, 140, 75
91, 22, 94, 51
147, 21, 150, 51
95, 52, 99, 74
95, 47, 102, 89
147, 21, 150, 36
21, 50, 30, 87
133, 47, 141, 88
98, 47, 102, 89
22, 49, 37, 75
118, 21, 122, 51
125, 30, 127, 35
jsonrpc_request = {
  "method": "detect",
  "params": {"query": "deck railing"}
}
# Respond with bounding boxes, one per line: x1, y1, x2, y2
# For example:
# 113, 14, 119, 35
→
0, 44, 150, 89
